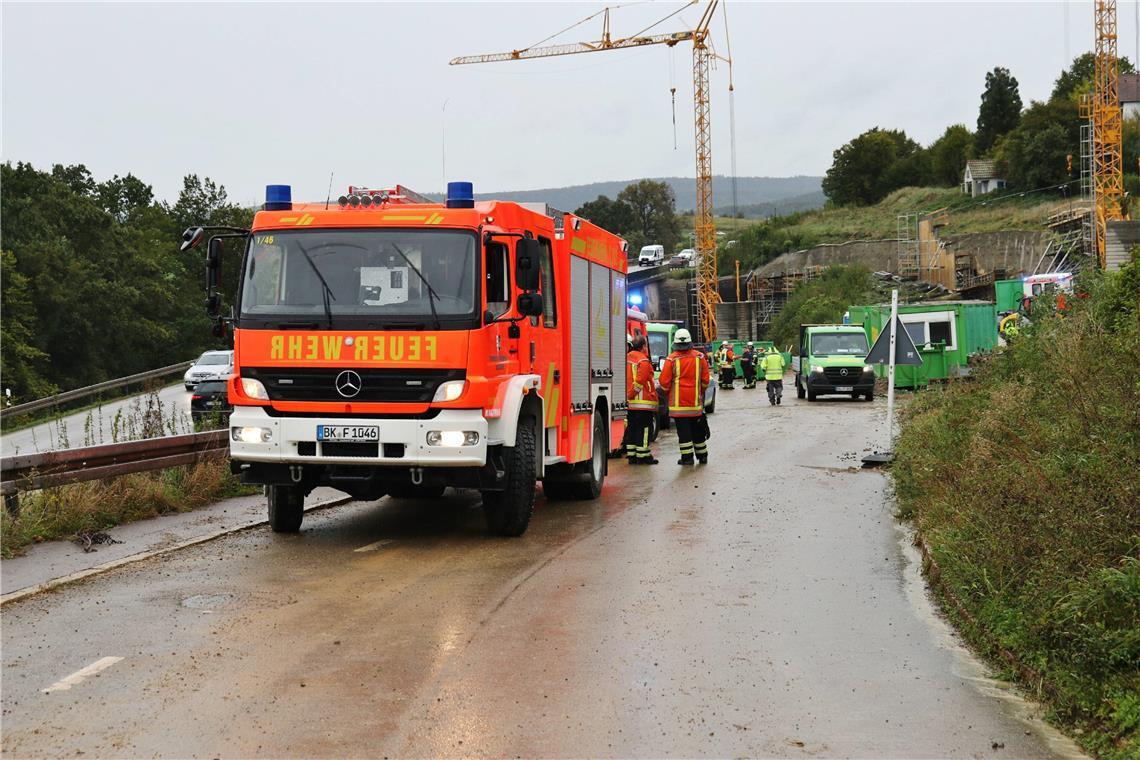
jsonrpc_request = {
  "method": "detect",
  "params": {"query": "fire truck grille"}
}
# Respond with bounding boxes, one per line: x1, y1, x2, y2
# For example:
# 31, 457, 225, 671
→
243, 367, 466, 403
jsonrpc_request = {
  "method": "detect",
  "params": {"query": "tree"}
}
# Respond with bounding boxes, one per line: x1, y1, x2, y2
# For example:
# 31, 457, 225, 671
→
615, 180, 680, 253
821, 127, 924, 205
1051, 52, 1135, 102
575, 195, 635, 239
976, 67, 1023, 153
929, 124, 975, 186
995, 99, 1082, 190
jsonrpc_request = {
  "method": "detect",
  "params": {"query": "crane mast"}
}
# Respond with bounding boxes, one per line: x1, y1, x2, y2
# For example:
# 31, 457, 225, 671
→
1092, 0, 1125, 267
452, 0, 726, 340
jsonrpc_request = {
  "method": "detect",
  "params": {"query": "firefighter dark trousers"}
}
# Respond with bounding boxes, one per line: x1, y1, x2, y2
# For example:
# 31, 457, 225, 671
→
719, 366, 735, 388
674, 416, 708, 464
742, 365, 756, 388
626, 410, 655, 463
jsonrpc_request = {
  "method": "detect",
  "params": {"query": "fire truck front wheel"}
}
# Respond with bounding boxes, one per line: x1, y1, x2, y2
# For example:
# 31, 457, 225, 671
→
267, 485, 304, 533
481, 416, 537, 537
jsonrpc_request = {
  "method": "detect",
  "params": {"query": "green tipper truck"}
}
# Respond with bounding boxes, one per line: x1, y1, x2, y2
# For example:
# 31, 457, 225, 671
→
792, 324, 874, 401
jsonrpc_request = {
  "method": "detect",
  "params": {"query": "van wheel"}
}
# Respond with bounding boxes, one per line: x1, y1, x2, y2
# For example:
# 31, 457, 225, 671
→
268, 485, 304, 533
573, 414, 607, 500
864, 389, 875, 401
482, 417, 536, 536
807, 389, 817, 401
648, 413, 659, 443
796, 379, 806, 399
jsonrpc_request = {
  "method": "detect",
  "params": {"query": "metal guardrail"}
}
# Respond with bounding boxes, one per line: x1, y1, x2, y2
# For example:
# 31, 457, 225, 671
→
0, 361, 193, 423
1, 430, 228, 500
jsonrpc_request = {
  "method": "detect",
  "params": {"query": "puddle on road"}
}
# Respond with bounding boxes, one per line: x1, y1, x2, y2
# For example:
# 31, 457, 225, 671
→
181, 593, 235, 610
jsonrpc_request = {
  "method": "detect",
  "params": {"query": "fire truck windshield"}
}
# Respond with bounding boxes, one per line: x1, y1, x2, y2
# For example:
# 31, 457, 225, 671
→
239, 229, 478, 328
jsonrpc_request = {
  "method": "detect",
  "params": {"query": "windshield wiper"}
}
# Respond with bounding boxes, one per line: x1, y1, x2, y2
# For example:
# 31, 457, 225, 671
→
296, 242, 336, 329
391, 243, 441, 330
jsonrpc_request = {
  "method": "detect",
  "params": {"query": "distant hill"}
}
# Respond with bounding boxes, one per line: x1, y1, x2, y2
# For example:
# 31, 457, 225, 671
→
713, 190, 827, 219
436, 176, 823, 214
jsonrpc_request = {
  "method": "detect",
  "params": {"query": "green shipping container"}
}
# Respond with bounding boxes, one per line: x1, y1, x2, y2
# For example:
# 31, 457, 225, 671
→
846, 300, 998, 389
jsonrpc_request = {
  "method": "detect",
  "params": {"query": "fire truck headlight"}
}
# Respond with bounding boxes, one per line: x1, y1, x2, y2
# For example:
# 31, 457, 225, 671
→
240, 377, 270, 400
432, 380, 467, 402
232, 426, 272, 444
426, 430, 479, 447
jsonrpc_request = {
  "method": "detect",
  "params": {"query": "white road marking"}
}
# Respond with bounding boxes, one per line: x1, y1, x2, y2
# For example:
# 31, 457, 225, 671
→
354, 539, 394, 553
42, 656, 123, 693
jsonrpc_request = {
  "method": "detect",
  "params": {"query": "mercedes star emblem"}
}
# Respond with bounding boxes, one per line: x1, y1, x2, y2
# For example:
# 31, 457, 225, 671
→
840, 368, 849, 376
335, 370, 362, 398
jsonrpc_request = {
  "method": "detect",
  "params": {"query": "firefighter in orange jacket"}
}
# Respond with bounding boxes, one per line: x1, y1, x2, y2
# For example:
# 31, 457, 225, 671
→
625, 335, 659, 465
659, 328, 711, 465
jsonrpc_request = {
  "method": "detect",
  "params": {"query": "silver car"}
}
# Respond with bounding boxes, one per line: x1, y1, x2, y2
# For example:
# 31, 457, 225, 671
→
184, 350, 233, 390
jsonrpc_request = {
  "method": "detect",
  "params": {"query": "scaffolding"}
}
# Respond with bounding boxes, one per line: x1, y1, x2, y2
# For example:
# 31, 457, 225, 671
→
745, 265, 826, 336
896, 213, 919, 280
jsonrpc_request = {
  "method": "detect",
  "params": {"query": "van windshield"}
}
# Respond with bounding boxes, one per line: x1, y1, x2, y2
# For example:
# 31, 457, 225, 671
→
812, 332, 868, 356
647, 332, 670, 362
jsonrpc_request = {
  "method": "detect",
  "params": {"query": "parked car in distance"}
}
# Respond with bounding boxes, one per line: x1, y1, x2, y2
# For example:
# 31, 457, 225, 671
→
638, 244, 665, 266
190, 379, 233, 427
184, 350, 233, 390
676, 248, 696, 265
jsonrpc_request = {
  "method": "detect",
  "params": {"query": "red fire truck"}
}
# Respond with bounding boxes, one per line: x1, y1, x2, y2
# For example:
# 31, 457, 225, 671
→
181, 182, 629, 536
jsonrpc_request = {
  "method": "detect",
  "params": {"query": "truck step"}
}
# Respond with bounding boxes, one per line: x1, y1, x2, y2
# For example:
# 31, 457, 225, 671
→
543, 455, 567, 466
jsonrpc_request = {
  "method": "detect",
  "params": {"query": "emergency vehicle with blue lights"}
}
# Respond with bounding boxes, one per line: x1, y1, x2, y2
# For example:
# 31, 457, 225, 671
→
180, 182, 630, 536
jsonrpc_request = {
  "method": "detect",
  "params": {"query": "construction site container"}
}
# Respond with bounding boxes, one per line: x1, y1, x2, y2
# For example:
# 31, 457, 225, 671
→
846, 300, 998, 389
995, 279, 1023, 314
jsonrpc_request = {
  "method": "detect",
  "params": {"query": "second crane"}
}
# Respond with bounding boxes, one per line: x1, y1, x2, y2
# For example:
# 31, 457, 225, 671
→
451, 0, 730, 341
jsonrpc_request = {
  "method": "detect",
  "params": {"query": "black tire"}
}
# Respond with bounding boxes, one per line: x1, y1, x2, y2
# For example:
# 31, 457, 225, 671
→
482, 417, 537, 536
864, 389, 875, 401
572, 414, 607, 500
796, 378, 806, 399
268, 484, 304, 533
388, 483, 446, 500
660, 411, 671, 430
648, 413, 659, 443
807, 389, 817, 401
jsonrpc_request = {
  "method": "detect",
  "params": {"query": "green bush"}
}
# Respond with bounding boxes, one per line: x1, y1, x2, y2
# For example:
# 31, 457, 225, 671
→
766, 265, 874, 346
892, 249, 1140, 758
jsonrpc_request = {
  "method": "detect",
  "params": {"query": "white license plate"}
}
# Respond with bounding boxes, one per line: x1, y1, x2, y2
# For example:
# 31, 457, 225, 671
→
317, 425, 379, 442
836, 386, 854, 392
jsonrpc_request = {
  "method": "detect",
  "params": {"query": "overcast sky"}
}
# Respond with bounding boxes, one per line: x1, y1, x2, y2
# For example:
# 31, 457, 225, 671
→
4, 1, 1138, 206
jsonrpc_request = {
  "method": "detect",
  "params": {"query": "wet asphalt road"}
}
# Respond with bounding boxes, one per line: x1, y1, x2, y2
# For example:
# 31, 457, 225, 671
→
1, 380, 1070, 758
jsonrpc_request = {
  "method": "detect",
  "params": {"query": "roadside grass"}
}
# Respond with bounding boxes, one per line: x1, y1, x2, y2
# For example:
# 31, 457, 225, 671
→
891, 251, 1140, 758
1, 394, 254, 558
0, 459, 252, 558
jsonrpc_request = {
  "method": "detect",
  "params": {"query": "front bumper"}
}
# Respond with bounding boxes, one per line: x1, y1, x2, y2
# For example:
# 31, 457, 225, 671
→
228, 406, 489, 467
804, 372, 875, 394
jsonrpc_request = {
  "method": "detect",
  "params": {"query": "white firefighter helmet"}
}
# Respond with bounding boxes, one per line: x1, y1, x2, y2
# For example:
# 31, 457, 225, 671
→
673, 328, 693, 348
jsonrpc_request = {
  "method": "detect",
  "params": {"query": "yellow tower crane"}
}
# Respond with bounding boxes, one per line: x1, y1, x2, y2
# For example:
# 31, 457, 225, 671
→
1091, 0, 1126, 267
451, 0, 729, 340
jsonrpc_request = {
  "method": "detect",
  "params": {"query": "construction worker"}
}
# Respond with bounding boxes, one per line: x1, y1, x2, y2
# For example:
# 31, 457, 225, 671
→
760, 346, 786, 406
716, 342, 736, 390
625, 334, 659, 465
740, 341, 758, 389
659, 328, 711, 465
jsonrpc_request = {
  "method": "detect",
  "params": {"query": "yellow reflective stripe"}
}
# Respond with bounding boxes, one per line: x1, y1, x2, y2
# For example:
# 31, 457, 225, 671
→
672, 359, 681, 408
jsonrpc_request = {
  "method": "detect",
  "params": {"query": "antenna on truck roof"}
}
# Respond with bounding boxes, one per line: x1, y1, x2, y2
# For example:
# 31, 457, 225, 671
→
325, 172, 335, 210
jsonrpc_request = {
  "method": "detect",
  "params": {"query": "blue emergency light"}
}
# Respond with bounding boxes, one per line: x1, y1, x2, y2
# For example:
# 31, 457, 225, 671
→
446, 181, 474, 209
627, 292, 643, 306
265, 184, 292, 211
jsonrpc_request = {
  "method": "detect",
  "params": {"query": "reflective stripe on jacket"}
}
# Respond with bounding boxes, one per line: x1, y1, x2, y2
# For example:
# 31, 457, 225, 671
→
626, 349, 658, 410
761, 352, 786, 381
659, 349, 710, 417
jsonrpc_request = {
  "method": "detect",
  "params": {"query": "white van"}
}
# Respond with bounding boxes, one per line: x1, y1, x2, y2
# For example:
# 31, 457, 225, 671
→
638, 245, 665, 266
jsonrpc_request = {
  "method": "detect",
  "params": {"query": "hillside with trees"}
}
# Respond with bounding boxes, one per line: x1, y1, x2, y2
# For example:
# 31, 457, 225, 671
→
0, 162, 249, 403
820, 54, 1138, 208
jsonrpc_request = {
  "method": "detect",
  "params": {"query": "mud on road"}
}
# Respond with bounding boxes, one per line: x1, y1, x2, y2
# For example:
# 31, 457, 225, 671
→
1, 380, 1077, 758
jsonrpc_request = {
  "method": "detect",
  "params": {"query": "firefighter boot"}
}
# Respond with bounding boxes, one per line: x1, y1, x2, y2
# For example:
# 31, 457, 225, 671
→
694, 440, 708, 464
677, 441, 695, 465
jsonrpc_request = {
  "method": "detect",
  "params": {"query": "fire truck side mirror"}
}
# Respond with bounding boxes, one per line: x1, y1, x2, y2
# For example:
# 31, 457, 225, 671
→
515, 239, 542, 292
516, 292, 544, 318
205, 237, 223, 290
180, 227, 205, 252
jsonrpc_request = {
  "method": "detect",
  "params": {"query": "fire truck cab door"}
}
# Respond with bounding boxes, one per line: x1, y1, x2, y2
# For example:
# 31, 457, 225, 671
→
530, 236, 562, 446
